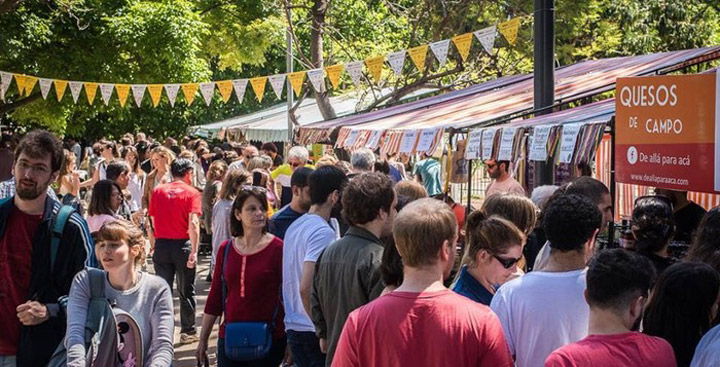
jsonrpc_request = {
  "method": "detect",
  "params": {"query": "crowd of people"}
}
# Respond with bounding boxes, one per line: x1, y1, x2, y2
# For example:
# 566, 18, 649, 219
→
0, 128, 719, 367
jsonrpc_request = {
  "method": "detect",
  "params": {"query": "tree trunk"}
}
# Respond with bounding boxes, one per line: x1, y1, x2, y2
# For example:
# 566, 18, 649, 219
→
310, 0, 337, 120
0, 93, 42, 115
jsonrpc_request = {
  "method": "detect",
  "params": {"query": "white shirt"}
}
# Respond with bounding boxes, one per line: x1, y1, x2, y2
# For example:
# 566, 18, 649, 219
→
490, 269, 589, 367
228, 160, 246, 172
127, 172, 144, 212
691, 323, 720, 367
282, 213, 339, 332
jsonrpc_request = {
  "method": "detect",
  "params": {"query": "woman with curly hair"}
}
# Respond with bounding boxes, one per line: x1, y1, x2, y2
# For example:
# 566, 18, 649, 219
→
631, 196, 677, 275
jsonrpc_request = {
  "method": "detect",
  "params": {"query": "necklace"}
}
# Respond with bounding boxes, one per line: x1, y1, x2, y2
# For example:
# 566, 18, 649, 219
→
234, 235, 266, 255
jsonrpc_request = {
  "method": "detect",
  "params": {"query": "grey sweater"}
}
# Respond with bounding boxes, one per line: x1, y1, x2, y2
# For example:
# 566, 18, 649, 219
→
65, 270, 175, 367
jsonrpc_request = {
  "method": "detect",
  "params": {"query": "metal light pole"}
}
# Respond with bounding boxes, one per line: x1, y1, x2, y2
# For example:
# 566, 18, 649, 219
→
534, 0, 555, 185
286, 22, 294, 144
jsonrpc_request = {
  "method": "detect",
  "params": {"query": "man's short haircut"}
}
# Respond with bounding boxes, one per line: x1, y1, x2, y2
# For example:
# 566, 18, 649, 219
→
171, 158, 195, 178
309, 165, 348, 205
341, 172, 394, 226
105, 159, 130, 181
15, 130, 64, 172
531, 185, 560, 210
565, 177, 610, 206
288, 146, 309, 163
291, 167, 313, 189
394, 180, 428, 201
498, 160, 510, 173
260, 142, 278, 154
393, 198, 457, 267
350, 148, 376, 171
543, 194, 602, 251
587, 249, 656, 311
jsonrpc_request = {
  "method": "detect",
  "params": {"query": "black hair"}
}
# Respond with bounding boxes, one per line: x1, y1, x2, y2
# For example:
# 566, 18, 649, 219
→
498, 160, 510, 173
170, 158, 194, 178
229, 187, 268, 237
632, 197, 675, 253
105, 159, 130, 181
260, 142, 278, 154
543, 194, 601, 252
380, 195, 413, 287
643, 262, 720, 367
309, 165, 348, 206
373, 160, 390, 175
587, 249, 656, 311
88, 180, 122, 216
565, 177, 610, 206
291, 167, 313, 188
686, 207, 720, 273
14, 130, 65, 173
169, 145, 181, 156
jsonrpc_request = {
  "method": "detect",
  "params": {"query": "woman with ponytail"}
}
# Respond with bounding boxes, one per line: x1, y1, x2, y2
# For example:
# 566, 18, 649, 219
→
632, 196, 677, 275
452, 211, 525, 305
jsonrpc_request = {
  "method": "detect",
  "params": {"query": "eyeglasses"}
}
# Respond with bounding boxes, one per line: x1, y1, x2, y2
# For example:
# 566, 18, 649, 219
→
493, 254, 521, 269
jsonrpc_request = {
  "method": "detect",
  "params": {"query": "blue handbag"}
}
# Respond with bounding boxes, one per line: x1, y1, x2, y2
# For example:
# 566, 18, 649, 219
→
221, 240, 281, 361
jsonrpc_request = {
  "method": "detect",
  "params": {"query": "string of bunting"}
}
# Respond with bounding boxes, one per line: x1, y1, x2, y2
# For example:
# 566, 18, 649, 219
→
0, 17, 524, 108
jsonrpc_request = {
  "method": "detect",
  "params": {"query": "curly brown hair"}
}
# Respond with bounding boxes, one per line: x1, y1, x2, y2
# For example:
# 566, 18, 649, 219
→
341, 173, 395, 226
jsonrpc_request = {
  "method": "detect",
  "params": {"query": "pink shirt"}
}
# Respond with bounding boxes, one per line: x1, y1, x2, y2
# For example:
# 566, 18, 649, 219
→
86, 214, 118, 233
332, 290, 513, 367
545, 332, 676, 367
486, 177, 525, 198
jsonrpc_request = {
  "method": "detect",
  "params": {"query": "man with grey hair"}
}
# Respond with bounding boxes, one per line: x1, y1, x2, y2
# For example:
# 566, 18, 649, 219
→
272, 145, 310, 207
349, 148, 375, 178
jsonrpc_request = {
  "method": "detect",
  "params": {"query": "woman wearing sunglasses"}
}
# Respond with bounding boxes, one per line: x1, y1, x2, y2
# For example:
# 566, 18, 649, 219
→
452, 211, 525, 305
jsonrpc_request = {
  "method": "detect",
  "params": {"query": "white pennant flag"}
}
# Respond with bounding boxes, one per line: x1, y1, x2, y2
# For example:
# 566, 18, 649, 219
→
232, 79, 248, 103
345, 61, 364, 86
387, 50, 407, 77
164, 84, 181, 107
131, 84, 146, 107
268, 74, 286, 99
474, 25, 497, 55
430, 39, 451, 68
0, 72, 12, 101
199, 82, 215, 106
38, 78, 53, 100
69, 82, 84, 103
99, 83, 114, 106
306, 68, 325, 93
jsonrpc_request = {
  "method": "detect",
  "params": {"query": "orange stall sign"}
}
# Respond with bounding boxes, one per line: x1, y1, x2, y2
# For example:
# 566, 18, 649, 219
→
615, 73, 720, 193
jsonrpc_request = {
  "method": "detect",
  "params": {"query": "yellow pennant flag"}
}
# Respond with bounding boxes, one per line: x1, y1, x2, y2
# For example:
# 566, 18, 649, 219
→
182, 83, 198, 105
115, 84, 130, 107
498, 17, 521, 46
365, 56, 385, 84
216, 81, 234, 103
84, 82, 99, 105
23, 76, 38, 96
408, 45, 429, 72
147, 84, 163, 107
14, 74, 26, 95
288, 71, 306, 97
250, 77, 267, 103
54, 80, 68, 101
325, 64, 344, 90
452, 33, 473, 62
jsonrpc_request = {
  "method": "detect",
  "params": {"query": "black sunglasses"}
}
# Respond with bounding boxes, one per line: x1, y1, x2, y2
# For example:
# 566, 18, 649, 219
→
493, 254, 521, 269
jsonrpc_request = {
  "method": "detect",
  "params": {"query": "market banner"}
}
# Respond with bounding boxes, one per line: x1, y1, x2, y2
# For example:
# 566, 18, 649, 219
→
0, 71, 11, 100
474, 25, 496, 55
217, 80, 234, 103
616, 73, 720, 193
498, 127, 517, 161
182, 83, 198, 105
408, 45, 429, 72
232, 79, 248, 103
249, 77, 266, 102
387, 50, 407, 77
430, 39, 451, 68
366, 130, 383, 149
307, 68, 325, 93
39, 78, 53, 100
99, 83, 114, 106
345, 61, 364, 86
13, 75, 26, 95
69, 81, 83, 103
199, 82, 216, 105
84, 82, 98, 105
416, 128, 440, 152
268, 74, 286, 99
115, 84, 130, 107
54, 80, 68, 102
164, 84, 180, 107
399, 130, 419, 153
465, 129, 483, 160
147, 84, 163, 107
344, 129, 360, 148
23, 76, 37, 96
528, 124, 553, 161
288, 71, 306, 96
131, 84, 146, 107
557, 123, 583, 163
451, 33, 473, 62
365, 56, 385, 84
499, 18, 520, 46
481, 128, 497, 160
325, 64, 344, 89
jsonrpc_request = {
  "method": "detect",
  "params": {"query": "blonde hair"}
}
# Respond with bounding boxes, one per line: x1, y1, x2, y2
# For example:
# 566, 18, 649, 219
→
316, 154, 338, 168
96, 220, 146, 267
395, 180, 429, 201
151, 145, 176, 162
482, 193, 537, 235
207, 159, 228, 182
393, 198, 457, 267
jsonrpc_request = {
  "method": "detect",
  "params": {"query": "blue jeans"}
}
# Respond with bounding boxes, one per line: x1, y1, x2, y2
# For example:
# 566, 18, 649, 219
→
287, 330, 326, 367
0, 356, 16, 367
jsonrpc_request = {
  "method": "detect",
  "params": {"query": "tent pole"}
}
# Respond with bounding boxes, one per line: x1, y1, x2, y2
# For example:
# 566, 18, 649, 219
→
608, 117, 616, 248
286, 22, 294, 144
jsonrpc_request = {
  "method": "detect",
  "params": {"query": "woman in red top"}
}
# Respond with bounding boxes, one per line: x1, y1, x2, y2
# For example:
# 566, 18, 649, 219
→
196, 186, 286, 367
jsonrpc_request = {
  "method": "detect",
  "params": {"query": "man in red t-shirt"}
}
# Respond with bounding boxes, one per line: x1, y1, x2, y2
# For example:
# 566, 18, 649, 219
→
332, 198, 513, 367
149, 158, 202, 344
545, 249, 676, 367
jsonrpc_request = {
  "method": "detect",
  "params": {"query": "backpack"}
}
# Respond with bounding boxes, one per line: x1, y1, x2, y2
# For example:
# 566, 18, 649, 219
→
47, 268, 144, 367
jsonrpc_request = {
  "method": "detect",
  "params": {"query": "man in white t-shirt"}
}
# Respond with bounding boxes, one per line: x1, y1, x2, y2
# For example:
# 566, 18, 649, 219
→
490, 194, 602, 367
484, 159, 525, 198
283, 165, 348, 367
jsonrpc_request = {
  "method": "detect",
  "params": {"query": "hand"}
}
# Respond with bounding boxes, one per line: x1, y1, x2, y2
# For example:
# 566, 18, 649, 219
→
187, 251, 197, 269
283, 344, 293, 366
16, 301, 49, 326
195, 339, 208, 364
319, 338, 327, 354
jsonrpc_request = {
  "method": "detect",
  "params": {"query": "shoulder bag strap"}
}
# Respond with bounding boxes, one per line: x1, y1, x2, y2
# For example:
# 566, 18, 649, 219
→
221, 239, 231, 314
51, 205, 76, 274
87, 268, 106, 299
